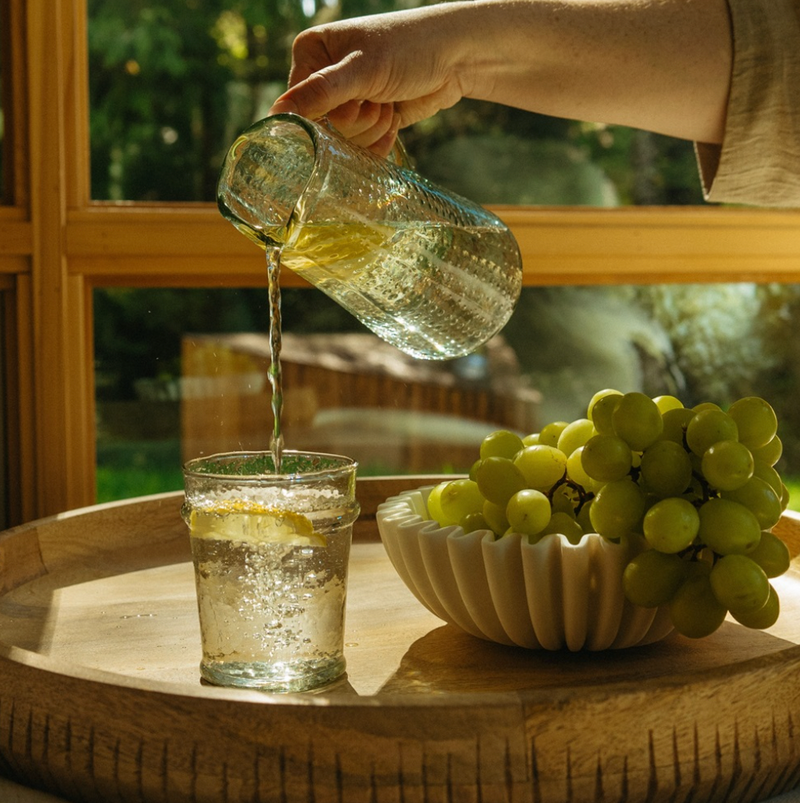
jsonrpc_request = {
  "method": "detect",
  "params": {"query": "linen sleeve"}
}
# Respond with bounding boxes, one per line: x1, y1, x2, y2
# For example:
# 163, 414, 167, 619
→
696, 0, 800, 207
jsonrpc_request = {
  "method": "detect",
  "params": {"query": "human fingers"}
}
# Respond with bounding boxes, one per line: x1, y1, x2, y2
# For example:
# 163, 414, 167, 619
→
328, 101, 398, 148
368, 113, 403, 159
270, 29, 376, 121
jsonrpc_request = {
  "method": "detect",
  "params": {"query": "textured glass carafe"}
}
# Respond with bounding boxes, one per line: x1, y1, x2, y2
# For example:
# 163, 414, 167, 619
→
217, 114, 522, 360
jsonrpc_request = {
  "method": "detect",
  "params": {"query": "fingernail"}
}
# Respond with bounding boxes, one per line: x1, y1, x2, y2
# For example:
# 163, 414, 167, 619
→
269, 97, 299, 116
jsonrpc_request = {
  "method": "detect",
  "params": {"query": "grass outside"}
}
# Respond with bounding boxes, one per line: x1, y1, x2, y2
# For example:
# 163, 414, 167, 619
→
96, 440, 184, 504
95, 440, 425, 503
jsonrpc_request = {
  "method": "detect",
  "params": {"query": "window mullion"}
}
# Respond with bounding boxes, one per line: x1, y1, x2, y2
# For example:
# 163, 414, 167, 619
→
25, 0, 94, 516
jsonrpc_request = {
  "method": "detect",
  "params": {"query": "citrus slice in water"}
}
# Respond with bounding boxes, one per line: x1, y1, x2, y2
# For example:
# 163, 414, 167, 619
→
189, 501, 327, 546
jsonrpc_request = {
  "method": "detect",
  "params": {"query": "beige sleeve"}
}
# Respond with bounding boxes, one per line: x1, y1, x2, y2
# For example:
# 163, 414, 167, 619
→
696, 0, 800, 207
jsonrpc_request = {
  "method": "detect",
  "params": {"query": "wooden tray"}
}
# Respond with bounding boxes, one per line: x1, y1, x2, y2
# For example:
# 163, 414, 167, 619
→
1, 476, 800, 803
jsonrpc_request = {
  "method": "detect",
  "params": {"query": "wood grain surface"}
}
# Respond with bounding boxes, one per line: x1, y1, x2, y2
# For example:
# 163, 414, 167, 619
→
0, 476, 799, 803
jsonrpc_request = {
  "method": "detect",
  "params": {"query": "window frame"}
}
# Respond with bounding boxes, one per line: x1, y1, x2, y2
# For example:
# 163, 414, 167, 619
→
4, 0, 800, 522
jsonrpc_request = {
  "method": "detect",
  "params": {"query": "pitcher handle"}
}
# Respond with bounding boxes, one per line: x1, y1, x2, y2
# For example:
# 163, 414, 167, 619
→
320, 115, 414, 169
389, 136, 413, 169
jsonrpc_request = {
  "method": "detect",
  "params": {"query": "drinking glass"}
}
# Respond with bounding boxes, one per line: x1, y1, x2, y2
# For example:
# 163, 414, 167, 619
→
182, 450, 359, 692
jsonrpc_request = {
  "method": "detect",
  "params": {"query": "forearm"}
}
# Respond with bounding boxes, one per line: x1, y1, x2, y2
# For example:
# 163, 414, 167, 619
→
453, 0, 733, 144
271, 0, 733, 149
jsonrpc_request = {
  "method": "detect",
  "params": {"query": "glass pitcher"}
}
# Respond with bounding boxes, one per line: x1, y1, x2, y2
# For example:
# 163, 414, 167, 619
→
217, 113, 523, 360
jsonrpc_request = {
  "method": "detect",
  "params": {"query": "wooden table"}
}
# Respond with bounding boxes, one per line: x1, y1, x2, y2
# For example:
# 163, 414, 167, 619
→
1, 476, 800, 803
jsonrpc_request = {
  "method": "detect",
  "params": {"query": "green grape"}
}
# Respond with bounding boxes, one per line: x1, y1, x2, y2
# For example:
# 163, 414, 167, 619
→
692, 550, 720, 574
587, 387, 622, 418
514, 445, 568, 490
697, 498, 761, 555
643, 497, 700, 553
587, 390, 623, 435
566, 446, 603, 492
480, 429, 524, 460
728, 396, 778, 450
752, 459, 783, 497
468, 459, 481, 481
693, 402, 721, 413
683, 475, 705, 502
709, 554, 770, 616
653, 395, 684, 414
483, 500, 509, 536
475, 457, 526, 506
721, 476, 782, 530
577, 499, 594, 533
752, 435, 783, 467
700, 439, 754, 491
623, 549, 687, 607
589, 478, 646, 540
537, 421, 569, 447
461, 511, 489, 534
427, 482, 450, 525
439, 479, 484, 524
731, 584, 780, 629
540, 511, 584, 544
685, 409, 739, 456
550, 482, 581, 515
686, 556, 714, 578
781, 483, 791, 511
611, 392, 664, 451
557, 418, 596, 456
746, 531, 791, 578
522, 432, 540, 446
659, 407, 696, 445
669, 573, 727, 638
581, 434, 633, 482
506, 489, 552, 537
640, 440, 692, 497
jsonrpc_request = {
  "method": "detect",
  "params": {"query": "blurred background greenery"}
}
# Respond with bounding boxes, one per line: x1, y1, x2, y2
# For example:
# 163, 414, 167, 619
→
82, 0, 799, 506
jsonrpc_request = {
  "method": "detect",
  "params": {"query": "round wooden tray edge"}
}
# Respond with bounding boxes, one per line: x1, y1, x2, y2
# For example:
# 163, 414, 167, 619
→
4, 623, 800, 714
2, 486, 800, 711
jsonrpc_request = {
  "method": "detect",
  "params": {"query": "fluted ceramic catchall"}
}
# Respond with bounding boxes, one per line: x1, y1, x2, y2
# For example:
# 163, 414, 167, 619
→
376, 487, 675, 651
217, 113, 522, 361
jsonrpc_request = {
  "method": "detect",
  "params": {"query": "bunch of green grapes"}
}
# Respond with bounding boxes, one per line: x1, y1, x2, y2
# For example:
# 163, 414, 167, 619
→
426, 390, 792, 639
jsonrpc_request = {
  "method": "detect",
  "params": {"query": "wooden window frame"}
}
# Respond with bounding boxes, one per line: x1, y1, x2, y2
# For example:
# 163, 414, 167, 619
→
3, 0, 800, 523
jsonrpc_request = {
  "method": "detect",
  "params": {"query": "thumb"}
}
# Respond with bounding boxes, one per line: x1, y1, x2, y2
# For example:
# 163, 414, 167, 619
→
270, 52, 374, 121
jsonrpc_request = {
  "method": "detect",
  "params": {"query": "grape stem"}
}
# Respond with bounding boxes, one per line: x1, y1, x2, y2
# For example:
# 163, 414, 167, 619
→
548, 473, 594, 512
690, 470, 716, 506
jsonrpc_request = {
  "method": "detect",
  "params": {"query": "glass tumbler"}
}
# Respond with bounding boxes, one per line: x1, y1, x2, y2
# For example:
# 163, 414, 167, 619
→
217, 113, 523, 360
182, 450, 359, 692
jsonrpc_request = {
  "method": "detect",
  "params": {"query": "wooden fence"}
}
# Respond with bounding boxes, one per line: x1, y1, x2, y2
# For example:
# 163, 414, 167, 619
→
180, 333, 540, 472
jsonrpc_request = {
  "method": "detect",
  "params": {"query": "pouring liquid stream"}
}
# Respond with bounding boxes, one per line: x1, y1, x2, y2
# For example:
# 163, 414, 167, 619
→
266, 244, 284, 474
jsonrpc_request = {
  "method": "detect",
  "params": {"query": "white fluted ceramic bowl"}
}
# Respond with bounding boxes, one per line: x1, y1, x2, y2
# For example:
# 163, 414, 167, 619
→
375, 486, 675, 651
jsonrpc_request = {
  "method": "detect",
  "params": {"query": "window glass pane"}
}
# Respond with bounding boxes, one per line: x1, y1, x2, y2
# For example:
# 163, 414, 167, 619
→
0, 10, 5, 200
87, 0, 703, 205
0, 294, 8, 528
94, 284, 800, 509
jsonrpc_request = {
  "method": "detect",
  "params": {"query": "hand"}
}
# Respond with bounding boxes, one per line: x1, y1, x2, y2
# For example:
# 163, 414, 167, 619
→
268, 5, 476, 156
269, 0, 731, 153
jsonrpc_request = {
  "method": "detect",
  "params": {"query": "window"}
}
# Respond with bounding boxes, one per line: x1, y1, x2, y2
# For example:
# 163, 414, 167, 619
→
0, 12, 5, 200
2, 0, 800, 523
86, 1, 703, 207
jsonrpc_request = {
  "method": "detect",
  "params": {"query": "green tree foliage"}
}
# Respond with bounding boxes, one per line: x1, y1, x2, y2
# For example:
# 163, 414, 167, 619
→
88, 0, 308, 200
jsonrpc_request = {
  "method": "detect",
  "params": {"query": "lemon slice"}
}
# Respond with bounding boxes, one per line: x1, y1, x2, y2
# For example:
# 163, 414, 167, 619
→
189, 501, 327, 546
